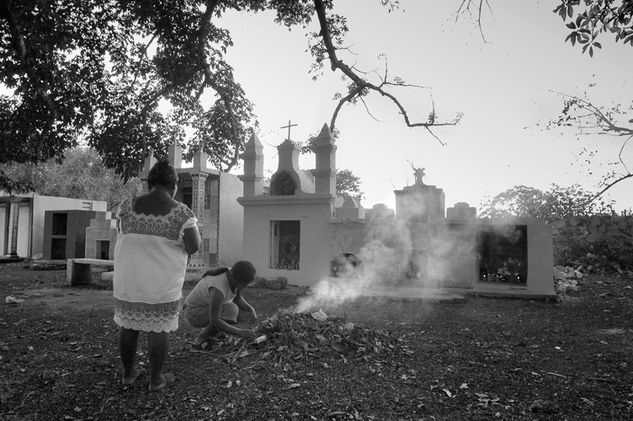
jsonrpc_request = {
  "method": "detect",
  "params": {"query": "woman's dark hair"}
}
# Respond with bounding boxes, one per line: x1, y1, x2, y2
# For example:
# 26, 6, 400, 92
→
148, 160, 178, 189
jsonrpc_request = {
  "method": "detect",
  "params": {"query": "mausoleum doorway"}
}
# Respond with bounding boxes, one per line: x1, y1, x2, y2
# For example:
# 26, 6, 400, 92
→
270, 220, 300, 270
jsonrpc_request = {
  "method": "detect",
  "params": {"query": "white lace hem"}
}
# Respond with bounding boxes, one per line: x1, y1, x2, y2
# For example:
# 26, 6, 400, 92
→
113, 314, 178, 333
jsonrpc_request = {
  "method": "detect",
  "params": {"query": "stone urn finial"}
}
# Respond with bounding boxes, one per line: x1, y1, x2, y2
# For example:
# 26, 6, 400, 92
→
413, 166, 425, 186
407, 161, 426, 186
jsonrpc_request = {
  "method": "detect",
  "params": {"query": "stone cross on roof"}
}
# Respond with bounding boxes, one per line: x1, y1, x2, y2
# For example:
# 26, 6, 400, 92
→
280, 120, 298, 141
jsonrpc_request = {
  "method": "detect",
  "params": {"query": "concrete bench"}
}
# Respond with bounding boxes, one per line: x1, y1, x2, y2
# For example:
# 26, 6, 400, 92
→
67, 258, 115, 286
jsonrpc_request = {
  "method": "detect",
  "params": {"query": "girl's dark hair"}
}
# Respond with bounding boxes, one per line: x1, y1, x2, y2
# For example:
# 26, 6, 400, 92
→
148, 160, 178, 189
200, 260, 255, 296
202, 267, 229, 277
202, 260, 255, 283
201, 261, 256, 283
231, 260, 256, 283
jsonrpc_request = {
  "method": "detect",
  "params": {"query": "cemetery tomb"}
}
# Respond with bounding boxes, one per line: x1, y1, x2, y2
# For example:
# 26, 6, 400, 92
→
43, 210, 97, 260
84, 211, 117, 261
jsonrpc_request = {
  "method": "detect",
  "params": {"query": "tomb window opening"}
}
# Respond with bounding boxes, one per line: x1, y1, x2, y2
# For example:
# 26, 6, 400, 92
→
182, 186, 193, 209
270, 220, 300, 270
52, 213, 67, 236
478, 225, 528, 284
96, 240, 110, 260
50, 213, 68, 259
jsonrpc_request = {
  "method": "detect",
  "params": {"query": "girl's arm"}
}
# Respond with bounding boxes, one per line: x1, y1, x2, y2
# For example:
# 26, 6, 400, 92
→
208, 288, 256, 339
234, 292, 257, 321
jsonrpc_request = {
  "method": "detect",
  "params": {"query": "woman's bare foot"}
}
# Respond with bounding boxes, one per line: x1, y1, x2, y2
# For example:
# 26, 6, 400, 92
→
122, 367, 146, 387
148, 373, 175, 392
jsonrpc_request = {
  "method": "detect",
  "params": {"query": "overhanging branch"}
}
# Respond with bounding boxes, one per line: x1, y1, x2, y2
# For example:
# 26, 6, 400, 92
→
549, 89, 633, 203
454, 0, 494, 44
583, 173, 633, 206
549, 90, 633, 136
312, 0, 460, 143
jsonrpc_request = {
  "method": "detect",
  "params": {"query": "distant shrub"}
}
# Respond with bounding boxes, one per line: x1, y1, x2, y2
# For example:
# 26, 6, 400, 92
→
553, 215, 633, 273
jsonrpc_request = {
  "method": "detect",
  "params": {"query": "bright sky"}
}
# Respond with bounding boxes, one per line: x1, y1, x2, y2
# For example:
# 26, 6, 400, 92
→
218, 1, 632, 213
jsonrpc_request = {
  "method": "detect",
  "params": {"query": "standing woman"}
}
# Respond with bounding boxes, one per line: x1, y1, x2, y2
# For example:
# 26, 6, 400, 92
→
113, 160, 200, 392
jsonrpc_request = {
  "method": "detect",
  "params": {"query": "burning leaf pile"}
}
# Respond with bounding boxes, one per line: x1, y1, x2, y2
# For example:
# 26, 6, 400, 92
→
218, 310, 413, 366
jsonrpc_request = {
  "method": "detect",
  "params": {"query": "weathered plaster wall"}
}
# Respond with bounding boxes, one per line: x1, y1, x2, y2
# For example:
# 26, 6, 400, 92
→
0, 205, 6, 255
526, 220, 555, 294
435, 222, 479, 288
16, 205, 30, 256
330, 220, 367, 258
218, 173, 244, 266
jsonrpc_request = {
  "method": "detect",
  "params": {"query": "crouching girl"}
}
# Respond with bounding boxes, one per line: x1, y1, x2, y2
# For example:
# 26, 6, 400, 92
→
184, 261, 259, 351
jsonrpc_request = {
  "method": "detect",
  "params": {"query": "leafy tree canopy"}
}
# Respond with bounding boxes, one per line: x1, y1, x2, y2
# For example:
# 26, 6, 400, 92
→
0, 147, 141, 209
336, 168, 364, 202
554, 0, 633, 56
479, 184, 616, 222
1, 0, 458, 182
460, 1, 633, 54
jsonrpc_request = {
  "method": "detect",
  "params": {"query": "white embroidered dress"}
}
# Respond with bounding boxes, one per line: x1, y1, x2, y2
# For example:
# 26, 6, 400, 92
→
113, 199, 197, 332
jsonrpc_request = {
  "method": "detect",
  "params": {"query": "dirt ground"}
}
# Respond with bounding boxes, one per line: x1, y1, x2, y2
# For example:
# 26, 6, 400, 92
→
1, 262, 632, 420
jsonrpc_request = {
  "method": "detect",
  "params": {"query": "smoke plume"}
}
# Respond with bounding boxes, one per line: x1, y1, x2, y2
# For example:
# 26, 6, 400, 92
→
294, 212, 481, 313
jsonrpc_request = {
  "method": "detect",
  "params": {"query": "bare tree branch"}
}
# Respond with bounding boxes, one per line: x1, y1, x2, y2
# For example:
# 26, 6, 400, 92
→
423, 127, 445, 146
455, 0, 468, 20
359, 96, 380, 122
549, 90, 633, 136
454, 0, 493, 43
131, 33, 158, 86
331, 86, 364, 129
618, 134, 632, 174
549, 90, 633, 204
584, 173, 633, 206
312, 0, 460, 143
